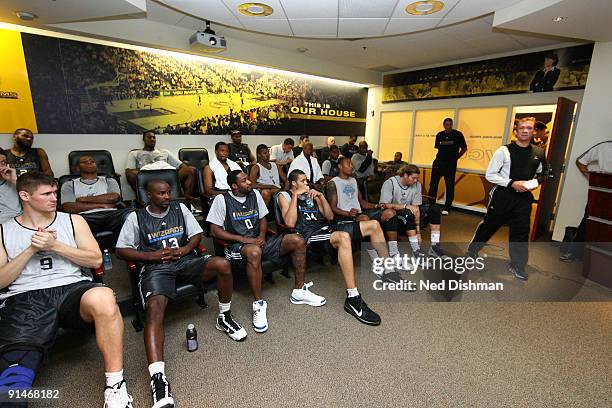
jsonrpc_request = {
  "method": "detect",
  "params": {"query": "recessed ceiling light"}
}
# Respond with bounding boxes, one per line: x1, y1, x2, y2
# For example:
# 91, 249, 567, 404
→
14, 11, 37, 21
552, 16, 568, 22
406, 1, 444, 16
238, 3, 274, 17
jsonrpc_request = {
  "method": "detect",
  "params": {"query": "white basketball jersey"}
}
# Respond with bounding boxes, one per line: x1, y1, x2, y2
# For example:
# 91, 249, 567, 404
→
256, 163, 280, 188
0, 212, 91, 299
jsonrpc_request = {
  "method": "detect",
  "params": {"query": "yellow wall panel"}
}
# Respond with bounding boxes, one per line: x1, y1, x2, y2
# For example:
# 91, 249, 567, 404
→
379, 111, 413, 161
0, 29, 37, 133
456, 107, 508, 171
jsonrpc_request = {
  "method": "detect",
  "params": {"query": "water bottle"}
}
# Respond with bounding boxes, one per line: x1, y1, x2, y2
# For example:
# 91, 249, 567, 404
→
102, 249, 113, 271
186, 324, 198, 352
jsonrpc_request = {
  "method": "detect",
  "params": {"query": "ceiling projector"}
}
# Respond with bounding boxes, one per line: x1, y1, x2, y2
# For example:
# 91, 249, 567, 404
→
190, 21, 226, 53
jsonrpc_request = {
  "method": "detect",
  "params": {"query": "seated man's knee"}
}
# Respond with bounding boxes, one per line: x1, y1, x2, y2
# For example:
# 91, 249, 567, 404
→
210, 256, 232, 276
336, 231, 352, 249
382, 208, 396, 219
244, 245, 262, 260
286, 234, 306, 251
356, 214, 369, 222
82, 287, 118, 318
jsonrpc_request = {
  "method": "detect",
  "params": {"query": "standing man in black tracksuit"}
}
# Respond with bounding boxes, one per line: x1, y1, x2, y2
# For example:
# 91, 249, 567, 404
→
428, 118, 467, 215
467, 117, 549, 280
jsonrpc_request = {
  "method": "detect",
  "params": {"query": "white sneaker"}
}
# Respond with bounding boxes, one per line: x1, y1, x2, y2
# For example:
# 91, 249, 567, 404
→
441, 210, 449, 216
216, 311, 247, 341
252, 300, 268, 333
104, 380, 133, 408
290, 282, 326, 306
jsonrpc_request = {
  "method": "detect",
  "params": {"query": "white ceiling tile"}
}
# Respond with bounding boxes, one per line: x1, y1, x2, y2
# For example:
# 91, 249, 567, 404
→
280, 0, 338, 19
444, 0, 524, 20
158, 0, 242, 26
384, 18, 442, 34
146, 0, 184, 25
390, 0, 460, 19
241, 18, 294, 35
176, 15, 208, 31
339, 0, 398, 18
338, 18, 389, 36
290, 19, 338, 36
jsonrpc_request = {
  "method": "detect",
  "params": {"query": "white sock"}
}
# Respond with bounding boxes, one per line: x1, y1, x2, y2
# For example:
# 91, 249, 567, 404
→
388, 241, 399, 257
105, 369, 123, 387
219, 301, 231, 314
409, 236, 420, 251
347, 288, 359, 298
431, 231, 440, 245
366, 248, 379, 262
148, 361, 165, 377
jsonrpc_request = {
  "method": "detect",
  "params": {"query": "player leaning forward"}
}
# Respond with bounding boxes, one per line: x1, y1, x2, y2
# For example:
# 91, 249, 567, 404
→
467, 117, 549, 280
0, 173, 133, 408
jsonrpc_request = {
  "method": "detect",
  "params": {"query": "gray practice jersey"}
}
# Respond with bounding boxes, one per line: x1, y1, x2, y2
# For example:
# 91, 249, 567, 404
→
126, 149, 182, 170
0, 181, 22, 224
379, 176, 422, 206
0, 212, 91, 300
330, 176, 361, 212
60, 176, 120, 214
116, 203, 202, 250
206, 190, 268, 229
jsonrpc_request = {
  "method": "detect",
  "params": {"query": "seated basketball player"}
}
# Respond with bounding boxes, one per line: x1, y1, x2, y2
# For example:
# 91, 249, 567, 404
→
203, 141, 242, 200
207, 170, 324, 333
61, 155, 134, 244
278, 169, 397, 325
328, 157, 403, 264
125, 131, 198, 204
116, 179, 245, 408
379, 164, 447, 259
0, 173, 132, 408
248, 144, 288, 206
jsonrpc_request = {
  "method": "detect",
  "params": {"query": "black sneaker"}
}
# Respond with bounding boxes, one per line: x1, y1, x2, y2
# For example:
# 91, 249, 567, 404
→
381, 271, 403, 284
509, 265, 528, 281
382, 271, 416, 292
150, 372, 174, 408
216, 311, 247, 341
428, 244, 449, 259
344, 295, 381, 326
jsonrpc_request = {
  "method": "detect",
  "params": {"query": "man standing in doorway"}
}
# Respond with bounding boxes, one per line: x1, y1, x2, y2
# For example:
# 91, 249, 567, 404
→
428, 118, 467, 215
467, 117, 549, 281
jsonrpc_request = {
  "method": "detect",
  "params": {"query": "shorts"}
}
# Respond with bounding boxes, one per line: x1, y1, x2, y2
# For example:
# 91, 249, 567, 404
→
305, 221, 362, 249
138, 254, 212, 308
338, 208, 398, 233
224, 234, 286, 266
0, 280, 104, 353
396, 204, 441, 235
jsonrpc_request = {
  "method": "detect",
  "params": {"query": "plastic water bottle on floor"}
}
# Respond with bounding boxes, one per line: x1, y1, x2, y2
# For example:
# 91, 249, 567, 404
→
103, 249, 113, 271
186, 324, 198, 352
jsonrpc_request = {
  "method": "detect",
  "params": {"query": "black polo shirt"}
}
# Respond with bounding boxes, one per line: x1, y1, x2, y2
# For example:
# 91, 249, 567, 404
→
434, 130, 466, 162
